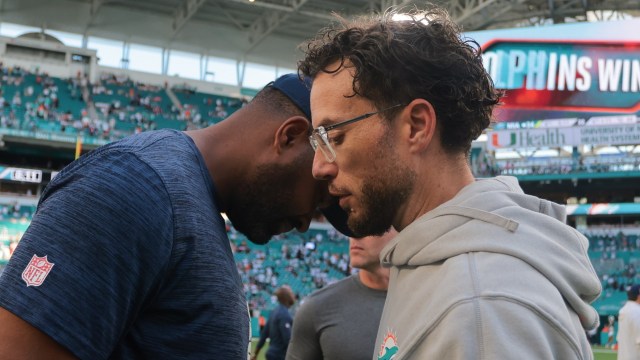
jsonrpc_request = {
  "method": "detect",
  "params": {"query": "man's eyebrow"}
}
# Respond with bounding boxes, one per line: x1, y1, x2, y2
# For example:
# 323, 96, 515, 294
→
315, 116, 340, 128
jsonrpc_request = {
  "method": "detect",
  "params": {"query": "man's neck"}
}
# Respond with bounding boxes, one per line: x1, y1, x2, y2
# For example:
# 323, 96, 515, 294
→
395, 156, 475, 231
185, 116, 256, 212
358, 267, 389, 291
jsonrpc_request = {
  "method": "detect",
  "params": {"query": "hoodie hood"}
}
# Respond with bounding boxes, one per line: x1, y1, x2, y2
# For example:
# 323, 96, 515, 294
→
380, 176, 601, 330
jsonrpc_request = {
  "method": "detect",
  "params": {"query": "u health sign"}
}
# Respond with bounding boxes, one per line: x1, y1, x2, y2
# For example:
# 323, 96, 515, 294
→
481, 40, 640, 122
487, 123, 640, 150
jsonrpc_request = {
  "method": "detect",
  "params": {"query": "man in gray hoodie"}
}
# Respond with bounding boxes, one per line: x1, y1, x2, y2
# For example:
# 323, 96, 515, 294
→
299, 6, 602, 360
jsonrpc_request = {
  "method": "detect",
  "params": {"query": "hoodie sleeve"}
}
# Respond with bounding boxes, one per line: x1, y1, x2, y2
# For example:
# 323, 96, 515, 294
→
405, 297, 592, 360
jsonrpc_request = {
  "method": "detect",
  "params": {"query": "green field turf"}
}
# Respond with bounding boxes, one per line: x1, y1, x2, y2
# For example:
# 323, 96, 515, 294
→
250, 339, 266, 360
251, 340, 617, 360
593, 346, 618, 360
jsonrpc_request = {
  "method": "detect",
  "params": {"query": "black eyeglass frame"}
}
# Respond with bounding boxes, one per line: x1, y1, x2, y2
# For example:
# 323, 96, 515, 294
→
309, 103, 405, 162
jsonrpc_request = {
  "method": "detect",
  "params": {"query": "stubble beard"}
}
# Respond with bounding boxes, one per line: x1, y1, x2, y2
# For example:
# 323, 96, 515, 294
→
347, 136, 416, 237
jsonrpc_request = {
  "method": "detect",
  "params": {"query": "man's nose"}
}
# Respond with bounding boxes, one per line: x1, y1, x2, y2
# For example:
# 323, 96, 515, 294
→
312, 150, 338, 181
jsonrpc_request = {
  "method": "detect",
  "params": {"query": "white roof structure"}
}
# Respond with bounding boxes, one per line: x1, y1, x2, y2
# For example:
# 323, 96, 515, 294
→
1, 0, 637, 69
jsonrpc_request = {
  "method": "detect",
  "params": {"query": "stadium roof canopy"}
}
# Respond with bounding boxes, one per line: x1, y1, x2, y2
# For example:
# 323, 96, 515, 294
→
0, 0, 638, 67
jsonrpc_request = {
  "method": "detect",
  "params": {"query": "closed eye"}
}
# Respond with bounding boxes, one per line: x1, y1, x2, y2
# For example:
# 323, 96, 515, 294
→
329, 133, 344, 146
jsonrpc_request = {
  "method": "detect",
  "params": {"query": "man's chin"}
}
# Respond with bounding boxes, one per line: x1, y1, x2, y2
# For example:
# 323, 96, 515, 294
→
246, 235, 271, 245
232, 223, 273, 245
242, 229, 273, 245
348, 215, 390, 238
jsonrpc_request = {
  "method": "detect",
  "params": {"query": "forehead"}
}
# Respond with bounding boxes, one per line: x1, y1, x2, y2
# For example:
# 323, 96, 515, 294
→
310, 67, 364, 127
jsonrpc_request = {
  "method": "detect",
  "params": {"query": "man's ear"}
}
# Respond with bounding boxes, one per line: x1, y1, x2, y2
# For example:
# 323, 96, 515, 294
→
274, 116, 312, 153
403, 99, 437, 153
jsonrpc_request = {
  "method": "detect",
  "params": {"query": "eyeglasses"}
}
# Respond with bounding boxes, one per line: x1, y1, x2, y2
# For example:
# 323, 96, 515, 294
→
309, 103, 404, 162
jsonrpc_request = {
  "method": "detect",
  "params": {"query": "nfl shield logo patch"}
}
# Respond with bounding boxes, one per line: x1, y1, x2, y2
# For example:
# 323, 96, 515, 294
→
22, 255, 55, 287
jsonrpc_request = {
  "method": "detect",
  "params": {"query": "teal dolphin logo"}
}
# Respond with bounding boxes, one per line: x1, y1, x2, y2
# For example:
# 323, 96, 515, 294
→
378, 345, 398, 360
377, 330, 399, 360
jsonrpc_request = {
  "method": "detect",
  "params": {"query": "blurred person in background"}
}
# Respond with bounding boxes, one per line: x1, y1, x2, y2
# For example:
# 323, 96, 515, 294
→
617, 284, 640, 359
252, 285, 296, 360
299, 7, 601, 359
606, 315, 617, 348
286, 229, 396, 360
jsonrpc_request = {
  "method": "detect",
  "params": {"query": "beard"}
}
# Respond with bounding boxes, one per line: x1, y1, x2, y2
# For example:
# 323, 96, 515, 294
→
347, 136, 416, 237
227, 155, 308, 245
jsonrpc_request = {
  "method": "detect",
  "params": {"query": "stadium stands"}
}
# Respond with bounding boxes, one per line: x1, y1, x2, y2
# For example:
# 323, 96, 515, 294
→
172, 86, 247, 128
495, 155, 640, 177
226, 225, 351, 336
228, 226, 350, 311
0, 201, 33, 267
1, 66, 245, 142
585, 227, 640, 316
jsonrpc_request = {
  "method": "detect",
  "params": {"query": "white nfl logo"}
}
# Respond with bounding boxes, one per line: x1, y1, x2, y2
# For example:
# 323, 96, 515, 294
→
21, 255, 55, 287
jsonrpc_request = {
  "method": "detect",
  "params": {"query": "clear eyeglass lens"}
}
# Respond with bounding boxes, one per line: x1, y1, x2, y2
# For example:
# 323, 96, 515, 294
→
317, 130, 336, 162
310, 130, 336, 162
309, 136, 318, 151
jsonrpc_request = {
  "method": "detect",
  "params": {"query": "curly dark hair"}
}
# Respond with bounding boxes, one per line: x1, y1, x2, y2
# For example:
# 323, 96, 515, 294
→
298, 7, 501, 154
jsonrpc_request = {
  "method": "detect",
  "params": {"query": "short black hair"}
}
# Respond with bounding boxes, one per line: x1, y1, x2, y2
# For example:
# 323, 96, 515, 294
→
628, 284, 640, 301
250, 85, 307, 121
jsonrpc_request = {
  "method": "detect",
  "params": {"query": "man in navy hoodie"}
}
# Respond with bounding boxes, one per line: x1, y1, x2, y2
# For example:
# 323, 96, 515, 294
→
252, 285, 296, 360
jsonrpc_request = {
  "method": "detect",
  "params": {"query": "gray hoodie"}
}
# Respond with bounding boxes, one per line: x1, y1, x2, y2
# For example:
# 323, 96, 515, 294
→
373, 176, 601, 360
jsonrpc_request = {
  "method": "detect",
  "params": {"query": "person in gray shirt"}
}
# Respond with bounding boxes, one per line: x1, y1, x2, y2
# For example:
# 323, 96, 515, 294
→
286, 229, 396, 360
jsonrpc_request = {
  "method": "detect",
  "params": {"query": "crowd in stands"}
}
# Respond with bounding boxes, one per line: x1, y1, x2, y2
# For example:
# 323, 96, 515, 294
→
583, 223, 640, 347
172, 85, 247, 129
0, 202, 34, 221
0, 239, 17, 266
4, 63, 638, 182
90, 73, 247, 135
586, 225, 640, 298
0, 64, 120, 139
476, 153, 640, 177
227, 223, 351, 314
0, 65, 246, 141
0, 202, 33, 270
91, 73, 175, 135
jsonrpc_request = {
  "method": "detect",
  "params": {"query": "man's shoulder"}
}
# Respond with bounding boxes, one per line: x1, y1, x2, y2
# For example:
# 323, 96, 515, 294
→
93, 130, 209, 197
274, 304, 290, 315
112, 129, 185, 149
621, 301, 640, 316
115, 130, 195, 163
57, 130, 188, 178
276, 305, 293, 322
